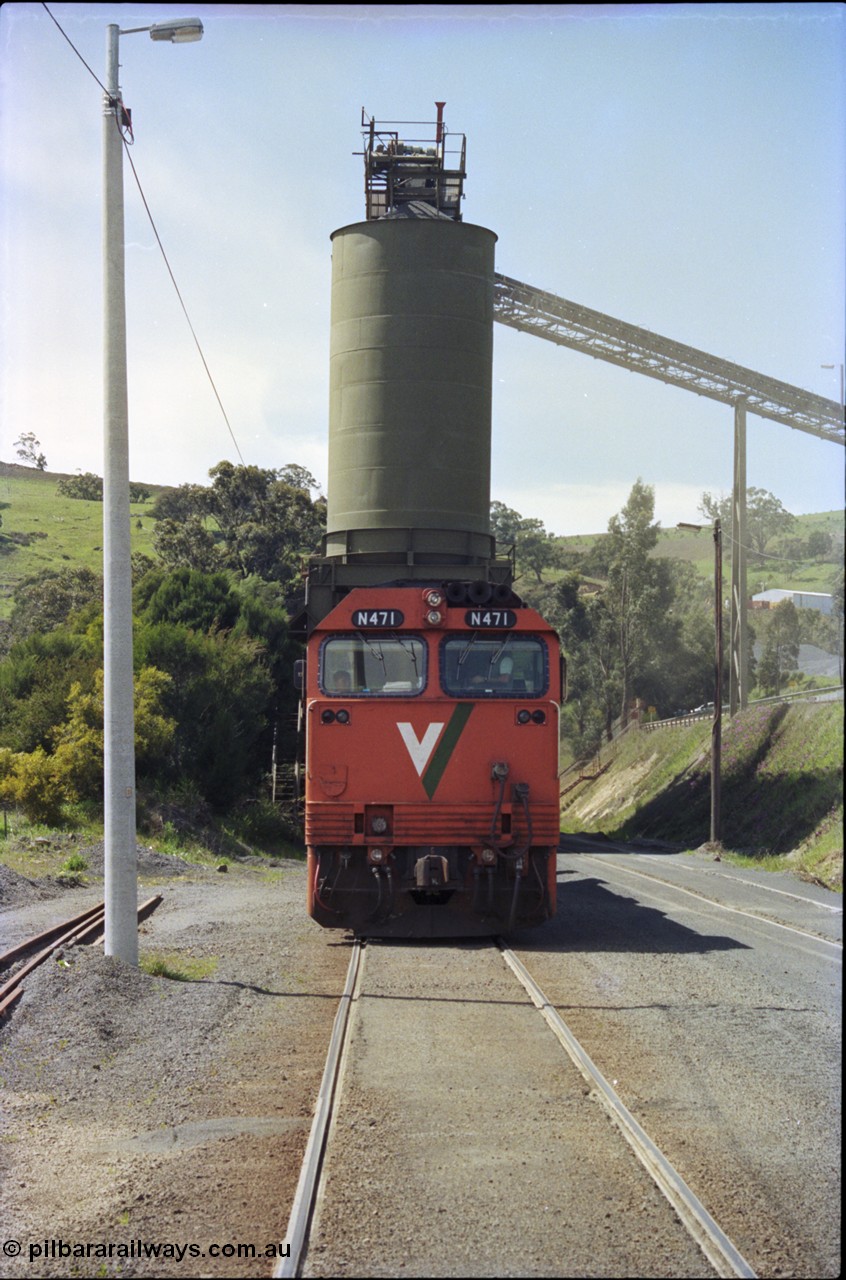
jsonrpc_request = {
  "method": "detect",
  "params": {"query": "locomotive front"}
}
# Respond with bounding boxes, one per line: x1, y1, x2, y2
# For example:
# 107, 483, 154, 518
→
305, 585, 561, 936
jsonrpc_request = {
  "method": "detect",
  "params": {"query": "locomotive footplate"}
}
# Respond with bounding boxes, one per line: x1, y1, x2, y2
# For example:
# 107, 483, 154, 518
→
308, 845, 555, 938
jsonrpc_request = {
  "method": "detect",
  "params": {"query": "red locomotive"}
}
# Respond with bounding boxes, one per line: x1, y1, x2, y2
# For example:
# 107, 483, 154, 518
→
303, 583, 561, 936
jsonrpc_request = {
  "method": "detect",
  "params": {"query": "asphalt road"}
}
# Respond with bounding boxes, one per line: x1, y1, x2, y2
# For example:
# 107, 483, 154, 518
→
507, 840, 842, 1277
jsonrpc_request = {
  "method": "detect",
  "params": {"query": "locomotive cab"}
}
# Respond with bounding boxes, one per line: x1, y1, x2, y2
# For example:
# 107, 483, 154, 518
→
303, 586, 561, 937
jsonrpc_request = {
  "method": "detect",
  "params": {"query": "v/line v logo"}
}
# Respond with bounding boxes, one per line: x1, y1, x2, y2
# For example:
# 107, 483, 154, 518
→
396, 704, 474, 799
397, 722, 443, 775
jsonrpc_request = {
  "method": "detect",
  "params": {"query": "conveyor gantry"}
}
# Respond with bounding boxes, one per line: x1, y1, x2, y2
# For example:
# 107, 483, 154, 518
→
493, 271, 843, 717
494, 273, 844, 445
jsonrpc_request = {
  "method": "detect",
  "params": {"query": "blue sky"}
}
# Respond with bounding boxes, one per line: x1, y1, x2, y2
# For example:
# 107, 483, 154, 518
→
1, 2, 843, 535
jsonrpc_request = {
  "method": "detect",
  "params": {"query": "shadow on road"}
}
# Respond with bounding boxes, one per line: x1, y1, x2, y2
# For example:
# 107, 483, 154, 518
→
511, 873, 749, 957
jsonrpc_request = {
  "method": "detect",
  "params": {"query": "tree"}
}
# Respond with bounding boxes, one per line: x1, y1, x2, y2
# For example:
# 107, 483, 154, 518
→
490, 501, 524, 548
0, 746, 65, 823
204, 461, 325, 589
14, 433, 47, 470
134, 567, 241, 633
51, 667, 176, 799
6, 568, 101, 646
57, 472, 103, 501
603, 479, 663, 726
830, 566, 844, 683
542, 573, 617, 755
130, 566, 295, 803
699, 487, 795, 560
758, 599, 801, 695
0, 630, 97, 754
806, 529, 832, 561
149, 466, 325, 590
489, 501, 560, 583
133, 620, 275, 805
278, 463, 320, 495
578, 537, 612, 579
515, 517, 561, 584
151, 483, 209, 523
153, 517, 221, 574
543, 483, 701, 746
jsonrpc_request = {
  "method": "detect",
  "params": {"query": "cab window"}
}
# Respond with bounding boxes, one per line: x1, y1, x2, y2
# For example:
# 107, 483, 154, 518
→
440, 635, 548, 697
320, 635, 426, 696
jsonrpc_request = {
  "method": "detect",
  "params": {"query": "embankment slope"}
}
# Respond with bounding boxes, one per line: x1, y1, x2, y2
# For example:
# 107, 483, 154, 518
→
561, 702, 842, 889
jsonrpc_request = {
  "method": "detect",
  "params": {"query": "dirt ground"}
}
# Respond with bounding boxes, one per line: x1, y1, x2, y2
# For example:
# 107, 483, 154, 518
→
0, 845, 352, 1279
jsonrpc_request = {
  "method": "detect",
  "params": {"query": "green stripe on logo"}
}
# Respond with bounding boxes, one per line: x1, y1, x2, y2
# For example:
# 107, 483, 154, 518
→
421, 703, 474, 799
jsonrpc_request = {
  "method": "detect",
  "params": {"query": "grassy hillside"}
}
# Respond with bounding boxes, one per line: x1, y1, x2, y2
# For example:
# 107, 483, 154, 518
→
651, 513, 843, 595
561, 702, 843, 890
4, 463, 841, 612
555, 511, 843, 597
0, 462, 163, 619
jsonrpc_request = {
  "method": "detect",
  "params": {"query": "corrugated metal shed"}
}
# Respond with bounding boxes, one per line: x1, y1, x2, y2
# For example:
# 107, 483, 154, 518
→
751, 589, 834, 614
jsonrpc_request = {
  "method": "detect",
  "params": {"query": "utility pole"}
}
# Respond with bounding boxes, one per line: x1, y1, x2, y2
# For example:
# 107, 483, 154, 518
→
679, 519, 723, 847
729, 402, 748, 716
712, 519, 723, 846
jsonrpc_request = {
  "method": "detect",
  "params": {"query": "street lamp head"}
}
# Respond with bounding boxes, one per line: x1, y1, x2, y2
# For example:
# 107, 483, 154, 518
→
149, 18, 204, 43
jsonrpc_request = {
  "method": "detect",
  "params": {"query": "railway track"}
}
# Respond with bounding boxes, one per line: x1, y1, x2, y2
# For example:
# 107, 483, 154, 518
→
276, 938, 755, 1280
0, 895, 163, 1018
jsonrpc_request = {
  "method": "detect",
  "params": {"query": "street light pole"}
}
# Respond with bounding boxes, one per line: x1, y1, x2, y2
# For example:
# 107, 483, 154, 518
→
102, 18, 203, 965
103, 23, 137, 964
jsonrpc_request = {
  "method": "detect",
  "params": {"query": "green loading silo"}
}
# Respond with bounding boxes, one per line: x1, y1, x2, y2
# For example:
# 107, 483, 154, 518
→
325, 216, 497, 567
302, 109, 510, 628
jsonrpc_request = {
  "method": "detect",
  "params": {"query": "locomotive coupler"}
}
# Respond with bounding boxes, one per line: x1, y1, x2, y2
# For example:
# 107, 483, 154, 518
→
413, 852, 450, 888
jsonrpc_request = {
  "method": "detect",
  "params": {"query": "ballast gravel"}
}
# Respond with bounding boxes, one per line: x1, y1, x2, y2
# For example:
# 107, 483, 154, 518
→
0, 849, 353, 1279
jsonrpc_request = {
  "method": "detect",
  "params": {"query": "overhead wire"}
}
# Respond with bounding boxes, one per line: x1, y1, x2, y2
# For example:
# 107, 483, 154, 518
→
41, 2, 107, 93
41, 2, 246, 467
121, 141, 245, 464
722, 529, 835, 568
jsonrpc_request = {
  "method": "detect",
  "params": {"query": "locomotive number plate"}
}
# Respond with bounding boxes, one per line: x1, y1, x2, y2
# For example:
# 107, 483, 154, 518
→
352, 609, 404, 628
465, 609, 517, 628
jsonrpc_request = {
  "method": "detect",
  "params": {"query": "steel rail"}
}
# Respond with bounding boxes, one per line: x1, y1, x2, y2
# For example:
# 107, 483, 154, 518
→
498, 941, 757, 1280
0, 900, 106, 968
0, 910, 103, 1017
0, 895, 163, 1019
275, 938, 364, 1279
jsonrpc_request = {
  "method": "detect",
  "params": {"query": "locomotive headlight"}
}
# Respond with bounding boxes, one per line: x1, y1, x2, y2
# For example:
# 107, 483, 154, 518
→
531, 710, 546, 724
426, 609, 443, 625
335, 709, 351, 724
321, 709, 336, 724
517, 709, 531, 724
481, 848, 497, 865
371, 816, 388, 834
424, 589, 444, 608
369, 848, 385, 864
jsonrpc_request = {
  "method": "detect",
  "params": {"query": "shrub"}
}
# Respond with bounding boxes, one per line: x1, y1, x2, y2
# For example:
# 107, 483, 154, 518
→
0, 747, 67, 824
56, 472, 104, 502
